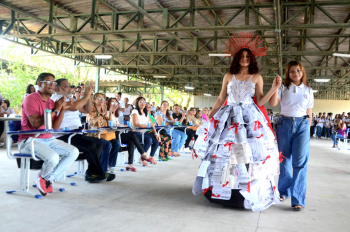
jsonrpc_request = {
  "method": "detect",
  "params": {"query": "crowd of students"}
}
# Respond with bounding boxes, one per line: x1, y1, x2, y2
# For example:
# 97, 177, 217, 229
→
267, 110, 349, 149
8, 73, 211, 197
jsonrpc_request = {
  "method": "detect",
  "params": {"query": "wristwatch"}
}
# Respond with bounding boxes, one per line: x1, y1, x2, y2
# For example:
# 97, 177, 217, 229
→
52, 108, 58, 114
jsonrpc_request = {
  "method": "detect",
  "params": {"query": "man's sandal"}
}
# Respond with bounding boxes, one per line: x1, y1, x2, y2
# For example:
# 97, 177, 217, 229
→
293, 205, 303, 211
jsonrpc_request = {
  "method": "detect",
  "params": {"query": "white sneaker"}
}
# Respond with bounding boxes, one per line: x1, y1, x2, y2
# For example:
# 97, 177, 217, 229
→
109, 166, 119, 172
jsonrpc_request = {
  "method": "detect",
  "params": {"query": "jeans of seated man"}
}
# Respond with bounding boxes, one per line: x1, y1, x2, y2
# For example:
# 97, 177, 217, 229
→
175, 127, 197, 148
57, 134, 105, 176
135, 132, 159, 157
18, 137, 79, 182
99, 139, 120, 172
166, 129, 187, 152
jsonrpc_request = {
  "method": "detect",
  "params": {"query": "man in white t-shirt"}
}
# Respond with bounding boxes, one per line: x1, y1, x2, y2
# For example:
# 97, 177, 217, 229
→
51, 79, 115, 183
316, 116, 324, 138
116, 92, 125, 124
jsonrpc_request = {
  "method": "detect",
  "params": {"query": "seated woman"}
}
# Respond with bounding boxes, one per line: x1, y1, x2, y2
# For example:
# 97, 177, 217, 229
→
330, 119, 347, 148
131, 97, 160, 164
24, 84, 35, 98
147, 103, 172, 161
87, 93, 120, 172
155, 101, 187, 157
0, 99, 16, 139
202, 107, 209, 122
107, 98, 150, 171
185, 107, 202, 129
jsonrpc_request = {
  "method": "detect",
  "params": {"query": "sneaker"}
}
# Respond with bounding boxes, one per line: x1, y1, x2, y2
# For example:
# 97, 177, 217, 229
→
183, 147, 191, 153
34, 177, 48, 196
85, 173, 107, 183
46, 180, 53, 193
109, 166, 119, 172
105, 172, 115, 181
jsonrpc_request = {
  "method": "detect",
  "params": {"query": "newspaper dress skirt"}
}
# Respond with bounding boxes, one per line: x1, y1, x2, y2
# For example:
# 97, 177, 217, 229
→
192, 101, 281, 212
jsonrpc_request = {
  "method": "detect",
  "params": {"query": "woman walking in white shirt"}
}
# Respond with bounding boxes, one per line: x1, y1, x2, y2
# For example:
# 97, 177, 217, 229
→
270, 61, 314, 211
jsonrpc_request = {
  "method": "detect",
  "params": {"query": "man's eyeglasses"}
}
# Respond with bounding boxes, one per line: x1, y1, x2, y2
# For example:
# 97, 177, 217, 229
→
40, 81, 57, 86
97, 97, 106, 101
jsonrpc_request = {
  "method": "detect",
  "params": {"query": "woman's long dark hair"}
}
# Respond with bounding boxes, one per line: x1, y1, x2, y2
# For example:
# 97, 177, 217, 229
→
229, 48, 259, 75
107, 98, 119, 117
26, 84, 34, 94
161, 101, 171, 120
135, 96, 148, 117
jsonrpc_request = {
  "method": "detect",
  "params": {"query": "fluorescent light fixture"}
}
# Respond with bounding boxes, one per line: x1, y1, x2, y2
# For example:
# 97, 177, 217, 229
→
333, 53, 350, 58
208, 54, 231, 57
95, 55, 112, 59
312, 90, 318, 93
153, 75, 167, 78
314, 79, 330, 82
204, 93, 212, 96
184, 86, 195, 90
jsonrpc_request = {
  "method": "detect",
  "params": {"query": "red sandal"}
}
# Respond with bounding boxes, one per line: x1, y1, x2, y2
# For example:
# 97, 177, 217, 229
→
126, 166, 137, 172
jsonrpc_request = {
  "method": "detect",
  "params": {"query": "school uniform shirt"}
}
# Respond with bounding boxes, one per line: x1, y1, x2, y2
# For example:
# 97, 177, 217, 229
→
278, 83, 314, 117
316, 118, 324, 128
124, 104, 133, 116
324, 119, 331, 128
118, 101, 125, 118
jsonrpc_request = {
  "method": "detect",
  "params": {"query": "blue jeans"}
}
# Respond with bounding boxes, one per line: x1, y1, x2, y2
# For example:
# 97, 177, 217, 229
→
324, 128, 330, 138
316, 126, 323, 138
330, 133, 345, 146
18, 137, 79, 182
135, 132, 159, 157
166, 129, 188, 152
276, 116, 310, 207
100, 139, 120, 171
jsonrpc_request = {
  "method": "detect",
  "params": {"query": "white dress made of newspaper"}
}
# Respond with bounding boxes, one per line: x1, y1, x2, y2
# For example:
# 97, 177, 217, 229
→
192, 74, 281, 212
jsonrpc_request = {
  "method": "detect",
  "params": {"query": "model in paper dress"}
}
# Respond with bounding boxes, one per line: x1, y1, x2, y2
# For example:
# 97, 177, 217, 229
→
192, 33, 283, 211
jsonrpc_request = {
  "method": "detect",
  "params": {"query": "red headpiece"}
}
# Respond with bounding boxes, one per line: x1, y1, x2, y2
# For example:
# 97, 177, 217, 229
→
224, 32, 267, 57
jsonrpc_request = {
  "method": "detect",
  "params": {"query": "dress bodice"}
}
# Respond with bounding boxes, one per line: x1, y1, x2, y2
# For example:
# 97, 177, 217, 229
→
227, 74, 255, 105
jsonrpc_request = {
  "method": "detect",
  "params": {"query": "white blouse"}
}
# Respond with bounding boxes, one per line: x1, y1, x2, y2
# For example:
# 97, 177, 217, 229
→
278, 83, 314, 117
130, 109, 149, 126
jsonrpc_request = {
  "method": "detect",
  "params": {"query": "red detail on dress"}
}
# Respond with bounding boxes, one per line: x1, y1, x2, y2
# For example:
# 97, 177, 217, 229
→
203, 189, 208, 194
279, 152, 286, 163
262, 155, 271, 164
224, 32, 267, 58
210, 117, 219, 129
228, 122, 239, 134
254, 121, 261, 131
247, 181, 251, 193
224, 142, 234, 151
256, 134, 264, 139
222, 181, 229, 187
204, 128, 208, 141
212, 155, 217, 158
253, 96, 276, 140
273, 186, 276, 192
211, 193, 221, 197
192, 149, 198, 160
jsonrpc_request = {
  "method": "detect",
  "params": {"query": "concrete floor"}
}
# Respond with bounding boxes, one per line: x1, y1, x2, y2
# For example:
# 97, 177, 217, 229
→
1, 137, 350, 232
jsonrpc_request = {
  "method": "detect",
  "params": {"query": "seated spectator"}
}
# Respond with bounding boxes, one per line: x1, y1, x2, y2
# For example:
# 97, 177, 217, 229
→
18, 73, 79, 196
107, 98, 150, 171
0, 99, 15, 116
70, 85, 76, 94
330, 119, 347, 148
24, 84, 35, 98
74, 86, 82, 100
87, 93, 121, 173
202, 107, 209, 122
131, 97, 160, 163
172, 104, 196, 152
151, 102, 157, 113
116, 92, 125, 124
155, 101, 187, 157
123, 97, 132, 125
186, 107, 202, 127
197, 110, 203, 123
52, 79, 115, 183
147, 103, 172, 161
